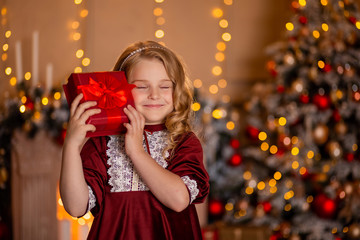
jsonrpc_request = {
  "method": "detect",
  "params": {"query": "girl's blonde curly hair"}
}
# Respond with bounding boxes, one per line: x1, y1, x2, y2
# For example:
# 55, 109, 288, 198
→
113, 40, 194, 156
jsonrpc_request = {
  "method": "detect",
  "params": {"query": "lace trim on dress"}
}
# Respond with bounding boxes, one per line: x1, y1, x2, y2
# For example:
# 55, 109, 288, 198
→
181, 176, 199, 204
106, 130, 169, 192
88, 185, 96, 212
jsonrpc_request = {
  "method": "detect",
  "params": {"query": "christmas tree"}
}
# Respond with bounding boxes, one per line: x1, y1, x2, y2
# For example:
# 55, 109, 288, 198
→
204, 0, 360, 239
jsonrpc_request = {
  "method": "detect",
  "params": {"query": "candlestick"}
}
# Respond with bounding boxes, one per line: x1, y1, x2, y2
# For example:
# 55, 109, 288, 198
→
46, 63, 53, 93
32, 31, 39, 87
15, 41, 23, 82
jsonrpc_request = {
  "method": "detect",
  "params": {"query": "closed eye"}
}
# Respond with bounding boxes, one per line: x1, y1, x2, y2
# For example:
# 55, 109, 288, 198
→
136, 86, 148, 89
160, 84, 173, 89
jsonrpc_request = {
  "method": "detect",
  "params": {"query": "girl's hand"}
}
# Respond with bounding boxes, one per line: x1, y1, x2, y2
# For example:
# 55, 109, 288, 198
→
64, 93, 101, 151
123, 105, 146, 158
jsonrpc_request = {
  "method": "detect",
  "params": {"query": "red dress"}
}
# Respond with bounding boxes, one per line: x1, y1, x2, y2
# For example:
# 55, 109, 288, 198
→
80, 124, 209, 240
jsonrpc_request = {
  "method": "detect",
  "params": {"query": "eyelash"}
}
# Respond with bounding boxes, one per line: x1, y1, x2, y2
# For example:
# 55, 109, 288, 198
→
136, 86, 171, 89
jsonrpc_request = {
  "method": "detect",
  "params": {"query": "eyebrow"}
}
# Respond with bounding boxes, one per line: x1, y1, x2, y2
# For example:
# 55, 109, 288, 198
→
130, 79, 172, 84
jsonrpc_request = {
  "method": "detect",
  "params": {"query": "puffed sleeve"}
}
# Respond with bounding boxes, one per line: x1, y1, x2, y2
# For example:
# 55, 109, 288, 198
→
80, 136, 109, 216
166, 132, 209, 204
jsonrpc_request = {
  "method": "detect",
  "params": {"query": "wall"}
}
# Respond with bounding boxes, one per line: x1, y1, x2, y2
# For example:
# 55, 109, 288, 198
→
1, 0, 291, 104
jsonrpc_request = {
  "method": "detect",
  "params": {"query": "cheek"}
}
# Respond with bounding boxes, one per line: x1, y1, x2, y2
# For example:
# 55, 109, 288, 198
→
165, 92, 174, 105
131, 90, 143, 106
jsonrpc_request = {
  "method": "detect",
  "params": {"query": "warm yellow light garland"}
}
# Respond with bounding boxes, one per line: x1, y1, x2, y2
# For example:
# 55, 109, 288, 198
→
57, 1, 93, 239
154, 0, 165, 43
72, 0, 91, 73
1, 4, 14, 88
193, 0, 232, 108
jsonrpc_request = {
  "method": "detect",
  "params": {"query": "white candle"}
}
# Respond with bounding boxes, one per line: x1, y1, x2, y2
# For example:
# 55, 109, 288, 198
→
32, 31, 39, 87
46, 63, 53, 93
15, 41, 23, 82
58, 220, 70, 240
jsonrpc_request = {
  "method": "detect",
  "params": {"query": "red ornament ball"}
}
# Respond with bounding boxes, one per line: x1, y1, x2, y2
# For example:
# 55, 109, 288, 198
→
269, 233, 281, 240
228, 153, 242, 166
349, 16, 357, 25
24, 97, 34, 110
261, 201, 272, 213
313, 193, 337, 219
270, 69, 278, 77
277, 85, 285, 93
276, 148, 285, 157
229, 139, 240, 149
313, 94, 331, 110
299, 94, 310, 104
299, 15, 307, 24
208, 199, 224, 217
346, 153, 355, 162
333, 109, 341, 122
323, 64, 332, 73
246, 125, 260, 140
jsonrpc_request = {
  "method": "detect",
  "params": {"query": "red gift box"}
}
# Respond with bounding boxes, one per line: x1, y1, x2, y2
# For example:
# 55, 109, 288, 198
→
63, 71, 135, 137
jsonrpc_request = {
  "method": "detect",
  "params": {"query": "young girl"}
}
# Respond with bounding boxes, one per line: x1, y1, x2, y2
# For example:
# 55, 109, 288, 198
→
60, 40, 209, 239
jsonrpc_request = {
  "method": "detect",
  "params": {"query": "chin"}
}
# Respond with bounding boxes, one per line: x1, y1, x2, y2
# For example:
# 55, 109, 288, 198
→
145, 122, 164, 125
144, 118, 165, 125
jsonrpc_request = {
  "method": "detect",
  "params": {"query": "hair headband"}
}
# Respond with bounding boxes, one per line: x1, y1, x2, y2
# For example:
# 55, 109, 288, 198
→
119, 45, 166, 71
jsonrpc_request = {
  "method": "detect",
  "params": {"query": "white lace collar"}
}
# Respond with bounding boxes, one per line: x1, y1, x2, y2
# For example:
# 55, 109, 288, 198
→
106, 130, 169, 192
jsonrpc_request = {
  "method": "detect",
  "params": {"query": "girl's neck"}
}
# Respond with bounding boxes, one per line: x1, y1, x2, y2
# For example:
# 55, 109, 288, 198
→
144, 123, 166, 133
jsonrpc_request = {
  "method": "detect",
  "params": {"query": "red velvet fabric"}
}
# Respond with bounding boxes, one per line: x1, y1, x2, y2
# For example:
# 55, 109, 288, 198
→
80, 125, 209, 240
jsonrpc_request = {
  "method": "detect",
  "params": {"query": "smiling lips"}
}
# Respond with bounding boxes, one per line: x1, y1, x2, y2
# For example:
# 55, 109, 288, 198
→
143, 104, 164, 108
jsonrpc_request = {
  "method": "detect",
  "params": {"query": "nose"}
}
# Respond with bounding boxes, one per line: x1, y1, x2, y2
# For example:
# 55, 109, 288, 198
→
148, 87, 160, 100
